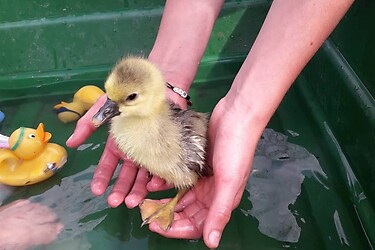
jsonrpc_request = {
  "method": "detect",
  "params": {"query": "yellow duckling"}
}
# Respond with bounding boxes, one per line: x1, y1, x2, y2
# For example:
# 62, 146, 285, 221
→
0, 123, 67, 186
54, 85, 104, 123
92, 56, 211, 231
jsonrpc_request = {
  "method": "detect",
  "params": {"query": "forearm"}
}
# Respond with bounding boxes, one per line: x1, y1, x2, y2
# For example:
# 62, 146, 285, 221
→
148, 0, 224, 105
225, 0, 353, 133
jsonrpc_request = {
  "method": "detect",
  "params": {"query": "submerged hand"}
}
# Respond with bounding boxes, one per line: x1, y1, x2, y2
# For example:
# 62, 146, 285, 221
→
0, 200, 63, 249
148, 98, 263, 248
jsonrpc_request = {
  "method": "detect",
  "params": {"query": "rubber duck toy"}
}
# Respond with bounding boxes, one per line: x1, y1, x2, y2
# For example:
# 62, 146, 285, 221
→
92, 57, 211, 231
0, 123, 67, 186
0, 111, 4, 123
54, 85, 104, 123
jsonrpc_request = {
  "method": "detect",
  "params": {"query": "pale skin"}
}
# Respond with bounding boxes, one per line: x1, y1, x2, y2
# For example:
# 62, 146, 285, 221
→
67, 0, 354, 248
0, 199, 63, 250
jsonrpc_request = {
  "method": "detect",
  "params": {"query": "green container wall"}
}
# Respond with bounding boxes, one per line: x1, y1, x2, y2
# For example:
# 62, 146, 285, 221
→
305, 0, 375, 209
0, 0, 374, 249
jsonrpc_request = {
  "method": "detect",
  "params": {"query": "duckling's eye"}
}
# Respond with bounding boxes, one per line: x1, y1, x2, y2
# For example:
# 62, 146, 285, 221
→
28, 134, 36, 139
126, 93, 137, 101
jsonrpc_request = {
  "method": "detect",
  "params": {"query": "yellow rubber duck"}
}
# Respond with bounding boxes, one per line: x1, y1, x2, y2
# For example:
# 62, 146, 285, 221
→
54, 85, 104, 123
0, 123, 67, 186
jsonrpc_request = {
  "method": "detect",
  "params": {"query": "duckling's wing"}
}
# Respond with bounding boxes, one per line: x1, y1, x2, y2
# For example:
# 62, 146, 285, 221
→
170, 104, 212, 177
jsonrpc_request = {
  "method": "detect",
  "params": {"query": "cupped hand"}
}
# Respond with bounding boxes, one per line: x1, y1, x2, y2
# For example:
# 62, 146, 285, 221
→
66, 95, 149, 208
0, 199, 63, 249
66, 92, 178, 208
148, 98, 264, 248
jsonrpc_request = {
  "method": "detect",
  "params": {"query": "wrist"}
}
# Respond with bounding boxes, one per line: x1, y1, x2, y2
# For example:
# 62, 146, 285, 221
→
221, 91, 271, 135
148, 55, 194, 89
148, 56, 192, 109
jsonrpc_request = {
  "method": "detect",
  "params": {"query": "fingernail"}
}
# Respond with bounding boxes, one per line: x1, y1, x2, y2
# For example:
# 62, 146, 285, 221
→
66, 134, 73, 143
109, 200, 120, 208
125, 195, 137, 208
208, 230, 221, 248
91, 183, 105, 195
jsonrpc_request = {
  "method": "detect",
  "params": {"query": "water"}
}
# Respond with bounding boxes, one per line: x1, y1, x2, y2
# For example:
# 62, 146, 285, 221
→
241, 129, 327, 243
30, 165, 110, 247
0, 111, 4, 123
0, 127, 336, 248
0, 183, 13, 205
0, 83, 371, 249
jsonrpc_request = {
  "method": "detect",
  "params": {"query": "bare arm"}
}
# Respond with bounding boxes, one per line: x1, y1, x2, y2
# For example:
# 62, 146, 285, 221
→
149, 0, 224, 108
149, 0, 355, 248
226, 0, 354, 131
205, 0, 355, 247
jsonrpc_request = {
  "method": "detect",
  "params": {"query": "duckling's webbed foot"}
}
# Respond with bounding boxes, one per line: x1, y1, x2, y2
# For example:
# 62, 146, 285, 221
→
140, 199, 175, 231
139, 188, 188, 231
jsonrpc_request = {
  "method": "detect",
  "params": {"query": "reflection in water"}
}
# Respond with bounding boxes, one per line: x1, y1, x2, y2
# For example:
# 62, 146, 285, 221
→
333, 210, 350, 246
77, 143, 94, 151
241, 129, 327, 242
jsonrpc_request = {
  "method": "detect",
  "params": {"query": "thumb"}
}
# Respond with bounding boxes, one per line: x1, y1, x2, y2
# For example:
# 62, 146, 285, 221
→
66, 94, 107, 147
203, 182, 236, 249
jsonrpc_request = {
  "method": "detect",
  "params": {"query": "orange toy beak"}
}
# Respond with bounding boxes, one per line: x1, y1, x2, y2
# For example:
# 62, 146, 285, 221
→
36, 123, 52, 144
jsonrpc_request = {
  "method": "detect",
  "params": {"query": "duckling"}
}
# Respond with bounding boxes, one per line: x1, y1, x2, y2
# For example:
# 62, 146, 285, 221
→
92, 56, 211, 230
54, 85, 104, 123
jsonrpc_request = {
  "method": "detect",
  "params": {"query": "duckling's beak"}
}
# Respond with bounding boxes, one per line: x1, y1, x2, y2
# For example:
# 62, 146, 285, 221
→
92, 98, 120, 127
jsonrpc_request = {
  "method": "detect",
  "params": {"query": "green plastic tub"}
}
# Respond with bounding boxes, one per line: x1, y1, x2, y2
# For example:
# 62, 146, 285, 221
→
0, 1, 374, 249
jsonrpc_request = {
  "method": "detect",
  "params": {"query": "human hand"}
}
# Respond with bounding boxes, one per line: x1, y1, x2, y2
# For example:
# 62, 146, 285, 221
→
66, 95, 156, 208
66, 90, 184, 208
147, 98, 264, 248
0, 199, 63, 249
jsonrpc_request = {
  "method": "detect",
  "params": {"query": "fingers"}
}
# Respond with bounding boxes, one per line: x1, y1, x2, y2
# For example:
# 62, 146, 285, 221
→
175, 190, 196, 211
124, 168, 150, 208
91, 137, 121, 196
203, 183, 236, 249
66, 94, 107, 148
90, 135, 152, 208
149, 203, 208, 239
107, 159, 138, 208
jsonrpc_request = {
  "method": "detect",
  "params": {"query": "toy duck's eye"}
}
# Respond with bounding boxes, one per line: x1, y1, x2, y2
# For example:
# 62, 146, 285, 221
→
28, 134, 36, 139
126, 93, 137, 101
